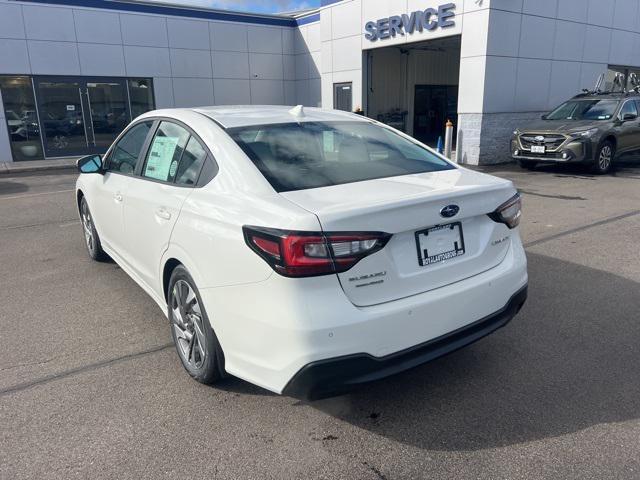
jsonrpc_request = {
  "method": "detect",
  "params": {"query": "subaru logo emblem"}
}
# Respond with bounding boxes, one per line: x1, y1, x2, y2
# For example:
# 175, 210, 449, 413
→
440, 205, 460, 218
534, 135, 545, 142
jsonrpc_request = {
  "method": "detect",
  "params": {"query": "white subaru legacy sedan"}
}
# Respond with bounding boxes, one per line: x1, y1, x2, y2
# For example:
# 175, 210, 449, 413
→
75, 106, 527, 399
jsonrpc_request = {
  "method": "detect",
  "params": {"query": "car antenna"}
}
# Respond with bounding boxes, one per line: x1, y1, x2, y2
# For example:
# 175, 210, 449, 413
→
289, 105, 305, 118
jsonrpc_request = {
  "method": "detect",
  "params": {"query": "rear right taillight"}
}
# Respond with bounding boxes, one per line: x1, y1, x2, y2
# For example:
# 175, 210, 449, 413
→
488, 193, 522, 229
243, 226, 391, 277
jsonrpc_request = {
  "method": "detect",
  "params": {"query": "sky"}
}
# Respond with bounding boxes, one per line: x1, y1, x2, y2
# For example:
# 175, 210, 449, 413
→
148, 0, 320, 14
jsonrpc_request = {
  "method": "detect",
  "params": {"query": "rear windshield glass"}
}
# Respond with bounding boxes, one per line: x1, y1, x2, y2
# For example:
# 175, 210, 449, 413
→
229, 121, 454, 192
546, 99, 620, 121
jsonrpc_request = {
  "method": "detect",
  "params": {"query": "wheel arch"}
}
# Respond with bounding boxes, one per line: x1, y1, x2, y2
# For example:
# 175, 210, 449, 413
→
162, 258, 182, 302
76, 189, 84, 214
599, 134, 617, 152
160, 245, 206, 303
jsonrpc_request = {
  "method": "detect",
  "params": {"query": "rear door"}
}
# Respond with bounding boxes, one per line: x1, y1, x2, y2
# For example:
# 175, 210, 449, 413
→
90, 120, 153, 253
122, 120, 209, 293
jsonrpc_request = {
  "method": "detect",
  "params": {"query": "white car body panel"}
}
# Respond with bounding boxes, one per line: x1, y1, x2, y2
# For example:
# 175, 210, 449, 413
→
76, 106, 528, 395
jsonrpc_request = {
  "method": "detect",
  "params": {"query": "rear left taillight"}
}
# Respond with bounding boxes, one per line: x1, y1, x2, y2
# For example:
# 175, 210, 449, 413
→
243, 226, 391, 277
488, 193, 522, 229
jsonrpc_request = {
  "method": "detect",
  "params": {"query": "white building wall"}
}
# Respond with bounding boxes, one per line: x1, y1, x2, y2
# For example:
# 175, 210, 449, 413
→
3, 0, 640, 164
0, 0, 300, 161
466, 0, 640, 164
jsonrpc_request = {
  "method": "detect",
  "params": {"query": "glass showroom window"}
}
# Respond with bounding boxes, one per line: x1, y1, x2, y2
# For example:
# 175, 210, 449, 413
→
0, 76, 44, 161
128, 79, 155, 119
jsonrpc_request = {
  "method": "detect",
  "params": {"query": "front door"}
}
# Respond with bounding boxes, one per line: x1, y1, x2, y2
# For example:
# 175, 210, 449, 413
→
90, 121, 154, 254
34, 77, 131, 157
616, 99, 640, 154
413, 85, 458, 146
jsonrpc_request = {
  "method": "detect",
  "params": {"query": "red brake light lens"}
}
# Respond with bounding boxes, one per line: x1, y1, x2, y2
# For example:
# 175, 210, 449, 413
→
488, 193, 522, 229
252, 237, 281, 259
243, 226, 391, 278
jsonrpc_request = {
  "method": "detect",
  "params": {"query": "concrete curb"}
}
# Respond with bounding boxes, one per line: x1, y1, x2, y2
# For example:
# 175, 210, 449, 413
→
0, 158, 77, 175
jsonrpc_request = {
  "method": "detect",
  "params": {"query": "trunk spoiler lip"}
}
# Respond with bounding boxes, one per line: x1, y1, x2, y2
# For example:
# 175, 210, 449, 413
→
281, 182, 517, 219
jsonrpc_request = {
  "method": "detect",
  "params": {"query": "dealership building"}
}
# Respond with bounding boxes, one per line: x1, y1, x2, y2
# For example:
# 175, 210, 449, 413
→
2, 0, 640, 166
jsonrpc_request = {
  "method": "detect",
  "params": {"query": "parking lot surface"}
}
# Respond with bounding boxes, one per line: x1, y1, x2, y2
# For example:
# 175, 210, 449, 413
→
1, 159, 639, 480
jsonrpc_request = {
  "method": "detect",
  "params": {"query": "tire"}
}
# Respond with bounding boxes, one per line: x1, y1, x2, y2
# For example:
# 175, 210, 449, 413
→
592, 141, 615, 174
80, 196, 108, 261
518, 159, 537, 170
168, 266, 225, 384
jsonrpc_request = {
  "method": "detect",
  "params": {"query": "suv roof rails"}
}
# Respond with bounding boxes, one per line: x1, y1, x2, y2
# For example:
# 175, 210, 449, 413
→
575, 72, 640, 97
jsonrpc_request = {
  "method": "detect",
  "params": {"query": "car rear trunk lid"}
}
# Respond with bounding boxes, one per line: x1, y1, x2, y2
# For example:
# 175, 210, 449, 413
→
280, 169, 518, 307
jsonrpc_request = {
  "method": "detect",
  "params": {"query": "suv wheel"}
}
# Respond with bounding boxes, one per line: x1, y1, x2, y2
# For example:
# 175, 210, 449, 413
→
168, 266, 225, 385
518, 159, 537, 170
592, 141, 614, 174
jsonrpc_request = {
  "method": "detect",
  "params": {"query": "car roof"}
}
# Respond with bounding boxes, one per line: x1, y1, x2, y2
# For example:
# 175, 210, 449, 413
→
571, 93, 640, 101
191, 105, 367, 129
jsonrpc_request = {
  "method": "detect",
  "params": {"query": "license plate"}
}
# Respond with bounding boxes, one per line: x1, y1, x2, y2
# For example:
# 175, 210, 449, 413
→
415, 223, 465, 267
531, 145, 545, 153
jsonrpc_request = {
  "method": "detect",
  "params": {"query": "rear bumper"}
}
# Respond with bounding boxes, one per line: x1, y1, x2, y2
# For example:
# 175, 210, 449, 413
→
283, 286, 528, 400
200, 235, 528, 395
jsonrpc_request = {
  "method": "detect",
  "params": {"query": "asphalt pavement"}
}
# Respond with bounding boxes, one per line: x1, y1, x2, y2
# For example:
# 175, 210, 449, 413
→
1, 158, 639, 479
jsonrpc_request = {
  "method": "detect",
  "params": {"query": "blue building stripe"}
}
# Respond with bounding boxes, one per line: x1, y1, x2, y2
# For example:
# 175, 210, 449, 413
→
320, 0, 343, 6
296, 13, 320, 26
13, 0, 298, 27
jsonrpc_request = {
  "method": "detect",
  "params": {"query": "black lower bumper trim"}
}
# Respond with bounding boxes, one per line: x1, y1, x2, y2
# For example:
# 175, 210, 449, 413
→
283, 286, 528, 400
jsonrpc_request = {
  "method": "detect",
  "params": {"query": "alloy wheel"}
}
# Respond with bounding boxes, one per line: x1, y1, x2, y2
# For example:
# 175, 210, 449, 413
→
171, 280, 207, 369
81, 200, 95, 253
598, 145, 612, 171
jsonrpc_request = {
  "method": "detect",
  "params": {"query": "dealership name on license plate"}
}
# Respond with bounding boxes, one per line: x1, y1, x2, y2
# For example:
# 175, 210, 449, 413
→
415, 223, 466, 267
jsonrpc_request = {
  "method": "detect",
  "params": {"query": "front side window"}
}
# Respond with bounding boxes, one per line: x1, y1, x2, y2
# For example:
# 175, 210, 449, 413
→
106, 121, 153, 174
546, 99, 620, 121
229, 121, 454, 192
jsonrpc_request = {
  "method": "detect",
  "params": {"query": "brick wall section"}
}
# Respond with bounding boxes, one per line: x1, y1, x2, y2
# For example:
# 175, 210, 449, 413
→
457, 112, 545, 165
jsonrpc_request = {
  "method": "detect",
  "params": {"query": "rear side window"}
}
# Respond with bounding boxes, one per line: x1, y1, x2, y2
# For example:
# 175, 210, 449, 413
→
229, 121, 454, 192
107, 121, 153, 174
175, 137, 207, 186
143, 121, 189, 182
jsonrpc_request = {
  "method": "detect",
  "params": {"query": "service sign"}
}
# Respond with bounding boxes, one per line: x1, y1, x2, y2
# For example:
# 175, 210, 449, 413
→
364, 3, 456, 41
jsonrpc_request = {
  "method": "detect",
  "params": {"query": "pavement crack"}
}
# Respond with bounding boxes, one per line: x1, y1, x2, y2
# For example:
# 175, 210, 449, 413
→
0, 218, 79, 231
0, 355, 62, 372
520, 189, 586, 201
0, 343, 173, 397
362, 461, 388, 480
524, 210, 640, 249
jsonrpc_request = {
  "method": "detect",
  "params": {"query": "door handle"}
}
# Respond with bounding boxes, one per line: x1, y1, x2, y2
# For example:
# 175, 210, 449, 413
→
155, 208, 172, 221
114, 192, 123, 203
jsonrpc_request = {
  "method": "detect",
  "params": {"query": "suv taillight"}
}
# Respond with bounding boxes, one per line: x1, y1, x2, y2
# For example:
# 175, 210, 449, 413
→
243, 226, 391, 278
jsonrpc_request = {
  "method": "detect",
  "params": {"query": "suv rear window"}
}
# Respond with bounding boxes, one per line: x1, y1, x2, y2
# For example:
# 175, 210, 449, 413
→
229, 121, 454, 192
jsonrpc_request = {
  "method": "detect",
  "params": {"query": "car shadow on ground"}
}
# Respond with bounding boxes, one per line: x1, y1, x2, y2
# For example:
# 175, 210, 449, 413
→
0, 181, 29, 196
310, 252, 640, 451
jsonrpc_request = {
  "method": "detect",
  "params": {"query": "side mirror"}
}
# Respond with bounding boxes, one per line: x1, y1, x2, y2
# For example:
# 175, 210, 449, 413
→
541, 114, 548, 120
77, 154, 103, 174
623, 113, 638, 121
